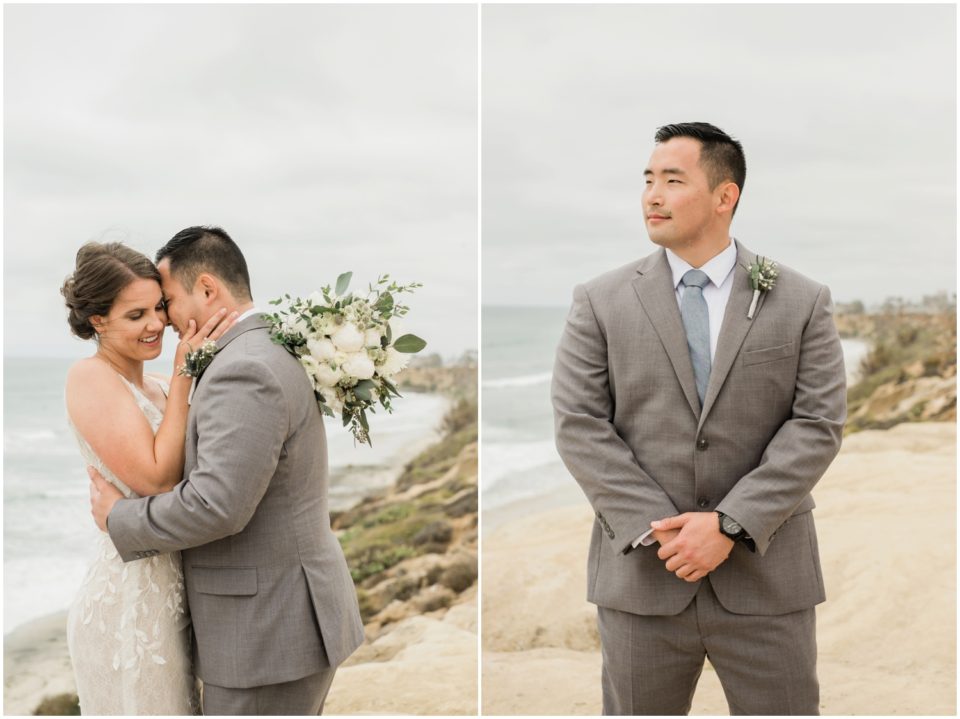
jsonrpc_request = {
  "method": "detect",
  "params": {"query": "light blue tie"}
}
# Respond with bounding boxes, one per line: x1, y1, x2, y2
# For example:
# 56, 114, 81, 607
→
680, 269, 711, 406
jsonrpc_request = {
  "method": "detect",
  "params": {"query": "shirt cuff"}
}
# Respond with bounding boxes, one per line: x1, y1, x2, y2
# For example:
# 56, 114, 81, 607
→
632, 528, 657, 548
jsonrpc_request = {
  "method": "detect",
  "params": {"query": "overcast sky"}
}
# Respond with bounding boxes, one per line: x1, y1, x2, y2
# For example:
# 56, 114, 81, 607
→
482, 4, 956, 307
5, 4, 477, 359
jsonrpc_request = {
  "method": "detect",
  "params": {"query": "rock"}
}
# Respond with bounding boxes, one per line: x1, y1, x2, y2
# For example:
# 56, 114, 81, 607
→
33, 693, 80, 716
439, 553, 478, 593
360, 574, 422, 618
325, 602, 478, 715
412, 520, 453, 547
444, 488, 478, 518
849, 374, 957, 430
903, 360, 925, 379
411, 584, 456, 613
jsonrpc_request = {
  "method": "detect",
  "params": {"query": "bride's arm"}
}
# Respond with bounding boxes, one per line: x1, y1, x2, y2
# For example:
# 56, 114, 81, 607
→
67, 309, 236, 496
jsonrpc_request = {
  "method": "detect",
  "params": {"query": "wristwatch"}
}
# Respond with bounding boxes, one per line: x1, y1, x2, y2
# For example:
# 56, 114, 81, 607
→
716, 512, 748, 543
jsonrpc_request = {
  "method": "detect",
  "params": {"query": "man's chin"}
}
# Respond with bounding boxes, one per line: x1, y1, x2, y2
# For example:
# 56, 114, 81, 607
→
647, 231, 675, 249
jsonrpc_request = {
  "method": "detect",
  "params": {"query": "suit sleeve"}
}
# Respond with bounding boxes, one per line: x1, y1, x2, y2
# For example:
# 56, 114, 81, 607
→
552, 284, 680, 554
716, 284, 846, 555
107, 358, 289, 562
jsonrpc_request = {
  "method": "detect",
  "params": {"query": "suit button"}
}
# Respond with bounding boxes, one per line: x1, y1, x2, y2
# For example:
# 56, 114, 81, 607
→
697, 497, 710, 509
696, 437, 709, 450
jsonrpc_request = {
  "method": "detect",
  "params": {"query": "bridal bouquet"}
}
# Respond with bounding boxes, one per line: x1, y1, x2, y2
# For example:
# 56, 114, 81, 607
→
265, 272, 426, 445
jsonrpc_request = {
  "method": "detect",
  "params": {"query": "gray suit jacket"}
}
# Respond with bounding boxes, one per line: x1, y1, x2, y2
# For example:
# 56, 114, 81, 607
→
109, 315, 365, 688
552, 242, 846, 617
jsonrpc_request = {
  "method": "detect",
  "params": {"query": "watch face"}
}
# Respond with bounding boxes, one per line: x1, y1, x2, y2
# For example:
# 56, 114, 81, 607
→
722, 516, 742, 535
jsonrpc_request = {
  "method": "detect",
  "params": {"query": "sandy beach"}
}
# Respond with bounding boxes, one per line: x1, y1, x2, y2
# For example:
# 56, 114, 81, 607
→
482, 422, 957, 715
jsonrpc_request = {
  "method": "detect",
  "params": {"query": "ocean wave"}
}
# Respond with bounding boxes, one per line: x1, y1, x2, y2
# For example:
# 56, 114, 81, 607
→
481, 439, 562, 487
483, 372, 552, 389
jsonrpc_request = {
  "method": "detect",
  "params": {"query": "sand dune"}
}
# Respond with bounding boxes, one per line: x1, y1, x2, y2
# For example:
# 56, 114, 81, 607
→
482, 422, 956, 715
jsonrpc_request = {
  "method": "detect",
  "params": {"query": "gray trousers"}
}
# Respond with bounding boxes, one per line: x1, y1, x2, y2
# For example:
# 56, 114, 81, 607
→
597, 581, 819, 715
201, 667, 337, 715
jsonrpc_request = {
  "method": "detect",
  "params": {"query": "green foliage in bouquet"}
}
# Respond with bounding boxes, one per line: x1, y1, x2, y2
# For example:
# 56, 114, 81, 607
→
264, 271, 427, 445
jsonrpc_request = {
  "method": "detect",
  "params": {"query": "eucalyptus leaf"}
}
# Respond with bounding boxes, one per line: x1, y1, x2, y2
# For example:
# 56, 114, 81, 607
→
375, 292, 394, 314
353, 379, 376, 402
393, 334, 427, 353
335, 272, 353, 296
382, 377, 402, 397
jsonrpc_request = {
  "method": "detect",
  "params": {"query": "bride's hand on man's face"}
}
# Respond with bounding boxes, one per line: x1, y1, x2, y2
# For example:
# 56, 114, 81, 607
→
173, 308, 240, 366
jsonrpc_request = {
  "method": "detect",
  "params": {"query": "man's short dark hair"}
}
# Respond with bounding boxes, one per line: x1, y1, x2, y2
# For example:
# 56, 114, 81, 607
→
654, 122, 746, 216
156, 226, 252, 301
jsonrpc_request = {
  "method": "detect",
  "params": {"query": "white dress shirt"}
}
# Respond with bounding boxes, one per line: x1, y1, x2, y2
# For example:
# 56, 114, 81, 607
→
632, 239, 739, 548
234, 306, 263, 323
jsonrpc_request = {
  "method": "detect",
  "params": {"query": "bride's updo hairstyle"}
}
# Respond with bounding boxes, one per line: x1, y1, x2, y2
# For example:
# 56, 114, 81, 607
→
61, 242, 161, 340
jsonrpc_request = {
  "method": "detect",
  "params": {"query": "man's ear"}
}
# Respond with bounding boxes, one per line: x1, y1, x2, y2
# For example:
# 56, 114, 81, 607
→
715, 181, 740, 216
196, 273, 219, 301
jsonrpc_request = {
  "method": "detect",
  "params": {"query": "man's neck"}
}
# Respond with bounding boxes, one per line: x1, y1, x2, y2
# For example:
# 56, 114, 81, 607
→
665, 234, 733, 269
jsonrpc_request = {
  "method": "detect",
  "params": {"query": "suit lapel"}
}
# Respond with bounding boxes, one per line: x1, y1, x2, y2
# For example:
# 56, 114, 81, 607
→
631, 250, 701, 419
697, 242, 767, 430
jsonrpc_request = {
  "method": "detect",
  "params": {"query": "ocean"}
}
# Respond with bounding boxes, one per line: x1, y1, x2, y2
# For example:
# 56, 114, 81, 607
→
3, 356, 448, 633
481, 305, 872, 526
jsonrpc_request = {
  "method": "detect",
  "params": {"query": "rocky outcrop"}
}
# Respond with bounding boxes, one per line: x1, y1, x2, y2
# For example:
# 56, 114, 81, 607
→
334, 366, 478, 642
840, 311, 956, 433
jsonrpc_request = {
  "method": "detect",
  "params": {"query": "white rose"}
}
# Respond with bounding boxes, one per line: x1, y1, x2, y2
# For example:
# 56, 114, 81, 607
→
331, 322, 364, 353
314, 363, 343, 388
307, 337, 336, 362
320, 387, 344, 416
311, 313, 336, 336
342, 352, 376, 380
379, 346, 410, 377
300, 355, 321, 385
364, 328, 383, 348
287, 314, 310, 337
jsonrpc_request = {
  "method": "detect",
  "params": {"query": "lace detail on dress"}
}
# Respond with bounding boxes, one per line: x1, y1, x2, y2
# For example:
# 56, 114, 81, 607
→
66, 374, 199, 715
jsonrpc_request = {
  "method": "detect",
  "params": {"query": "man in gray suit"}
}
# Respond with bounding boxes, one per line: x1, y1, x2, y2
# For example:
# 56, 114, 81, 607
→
552, 123, 846, 715
91, 226, 364, 714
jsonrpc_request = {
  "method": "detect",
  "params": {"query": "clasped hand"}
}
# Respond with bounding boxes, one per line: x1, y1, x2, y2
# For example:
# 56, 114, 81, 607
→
89, 466, 123, 532
650, 512, 734, 583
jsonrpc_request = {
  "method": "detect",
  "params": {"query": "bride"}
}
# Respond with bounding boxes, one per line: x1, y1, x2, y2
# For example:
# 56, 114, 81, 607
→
61, 241, 236, 714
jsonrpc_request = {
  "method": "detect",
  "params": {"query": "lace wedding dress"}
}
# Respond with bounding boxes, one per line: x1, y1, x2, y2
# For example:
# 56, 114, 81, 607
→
66, 375, 199, 715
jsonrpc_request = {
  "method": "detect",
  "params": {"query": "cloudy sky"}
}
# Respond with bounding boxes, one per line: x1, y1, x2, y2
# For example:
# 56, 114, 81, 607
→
5, 4, 477, 359
482, 4, 956, 307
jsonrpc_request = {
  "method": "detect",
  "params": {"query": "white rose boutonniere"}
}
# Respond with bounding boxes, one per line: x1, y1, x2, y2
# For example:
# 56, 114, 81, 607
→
178, 339, 218, 378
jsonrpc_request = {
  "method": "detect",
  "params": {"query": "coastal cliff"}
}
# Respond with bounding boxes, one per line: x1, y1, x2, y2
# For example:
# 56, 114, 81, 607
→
324, 363, 478, 714
836, 311, 956, 433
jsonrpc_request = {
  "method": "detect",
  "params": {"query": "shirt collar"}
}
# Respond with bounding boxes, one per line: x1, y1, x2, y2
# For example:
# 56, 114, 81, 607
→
234, 306, 262, 323
665, 238, 739, 291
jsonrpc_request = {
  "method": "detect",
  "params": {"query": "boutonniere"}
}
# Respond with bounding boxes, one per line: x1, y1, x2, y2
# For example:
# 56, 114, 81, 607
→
743, 256, 778, 319
178, 339, 219, 378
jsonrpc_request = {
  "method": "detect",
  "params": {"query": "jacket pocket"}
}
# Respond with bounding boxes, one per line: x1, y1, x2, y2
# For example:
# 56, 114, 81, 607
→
742, 341, 795, 367
191, 566, 259, 596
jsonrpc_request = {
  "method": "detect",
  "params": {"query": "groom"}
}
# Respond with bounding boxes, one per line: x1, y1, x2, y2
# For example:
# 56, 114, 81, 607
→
552, 123, 846, 715
90, 226, 364, 714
